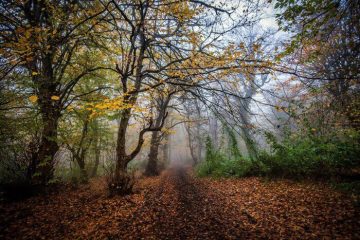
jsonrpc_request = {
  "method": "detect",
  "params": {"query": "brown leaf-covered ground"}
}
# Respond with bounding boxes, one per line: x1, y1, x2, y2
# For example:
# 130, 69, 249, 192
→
0, 166, 359, 239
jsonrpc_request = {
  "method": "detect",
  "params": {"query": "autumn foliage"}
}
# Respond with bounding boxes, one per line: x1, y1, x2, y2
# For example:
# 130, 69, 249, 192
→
0, 0, 359, 238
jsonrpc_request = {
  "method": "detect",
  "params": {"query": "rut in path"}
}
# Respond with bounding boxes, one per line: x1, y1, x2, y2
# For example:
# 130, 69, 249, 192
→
115, 166, 235, 240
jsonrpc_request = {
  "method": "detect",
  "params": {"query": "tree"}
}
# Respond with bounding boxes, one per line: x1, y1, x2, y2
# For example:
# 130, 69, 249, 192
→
145, 89, 175, 176
183, 96, 205, 165
61, 110, 93, 183
101, 0, 258, 194
90, 119, 102, 177
0, 0, 108, 184
275, 0, 360, 131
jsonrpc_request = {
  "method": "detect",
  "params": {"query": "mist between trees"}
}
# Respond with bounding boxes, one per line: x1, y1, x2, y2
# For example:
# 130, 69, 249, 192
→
0, 0, 359, 197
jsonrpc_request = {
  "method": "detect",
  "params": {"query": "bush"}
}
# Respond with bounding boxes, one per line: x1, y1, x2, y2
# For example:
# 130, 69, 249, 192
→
196, 128, 360, 181
257, 129, 360, 179
196, 136, 260, 177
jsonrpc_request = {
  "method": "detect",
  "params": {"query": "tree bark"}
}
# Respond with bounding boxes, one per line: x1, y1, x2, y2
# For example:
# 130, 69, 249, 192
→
76, 156, 88, 184
32, 111, 60, 184
195, 102, 203, 162
91, 132, 101, 177
115, 108, 132, 177
111, 108, 136, 195
30, 82, 61, 185
185, 123, 198, 165
162, 133, 170, 164
145, 131, 161, 176
145, 96, 171, 176
89, 119, 101, 177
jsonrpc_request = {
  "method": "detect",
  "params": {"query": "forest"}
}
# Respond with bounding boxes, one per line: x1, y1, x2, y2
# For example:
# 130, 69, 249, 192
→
0, 0, 359, 239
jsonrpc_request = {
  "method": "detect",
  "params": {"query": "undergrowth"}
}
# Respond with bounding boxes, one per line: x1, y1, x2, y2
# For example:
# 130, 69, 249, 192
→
196, 128, 360, 182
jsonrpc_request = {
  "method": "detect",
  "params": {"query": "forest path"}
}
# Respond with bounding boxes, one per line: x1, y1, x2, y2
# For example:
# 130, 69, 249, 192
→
1, 166, 359, 239
116, 166, 233, 239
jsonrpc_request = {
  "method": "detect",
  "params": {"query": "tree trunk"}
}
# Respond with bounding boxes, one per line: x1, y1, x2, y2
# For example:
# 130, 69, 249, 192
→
76, 115, 92, 183
91, 137, 101, 177
239, 107, 258, 159
195, 102, 203, 161
76, 157, 88, 184
115, 109, 131, 176
91, 120, 101, 177
111, 109, 134, 195
185, 123, 198, 165
111, 13, 150, 195
197, 135, 202, 162
210, 116, 218, 147
162, 133, 170, 164
28, 33, 60, 185
144, 96, 171, 176
31, 104, 60, 185
110, 154, 133, 196
145, 131, 160, 176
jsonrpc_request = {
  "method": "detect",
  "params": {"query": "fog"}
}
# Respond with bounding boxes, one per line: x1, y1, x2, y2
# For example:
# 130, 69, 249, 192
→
168, 123, 192, 166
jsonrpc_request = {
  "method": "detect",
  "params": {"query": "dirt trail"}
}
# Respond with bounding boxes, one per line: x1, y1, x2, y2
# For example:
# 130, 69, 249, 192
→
114, 166, 360, 240
116, 166, 232, 239
1, 166, 359, 239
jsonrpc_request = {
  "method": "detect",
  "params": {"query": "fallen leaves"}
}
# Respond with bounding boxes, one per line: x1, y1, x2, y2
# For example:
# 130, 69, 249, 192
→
0, 177, 160, 239
204, 177, 359, 239
0, 168, 359, 239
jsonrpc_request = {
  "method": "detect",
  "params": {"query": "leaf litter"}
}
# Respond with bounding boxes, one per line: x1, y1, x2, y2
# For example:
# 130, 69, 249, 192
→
0, 167, 359, 239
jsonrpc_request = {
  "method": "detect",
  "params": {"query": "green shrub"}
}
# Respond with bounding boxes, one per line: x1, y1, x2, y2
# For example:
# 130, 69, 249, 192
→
196, 135, 260, 177
257, 129, 360, 178
196, 127, 359, 180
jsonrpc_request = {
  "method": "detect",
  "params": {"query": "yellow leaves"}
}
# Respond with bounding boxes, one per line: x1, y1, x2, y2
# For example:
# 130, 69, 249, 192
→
51, 95, 60, 101
274, 52, 286, 62
78, 96, 148, 120
16, 26, 25, 34
243, 124, 256, 129
94, 98, 124, 111
161, 128, 176, 135
275, 105, 286, 112
24, 29, 32, 39
26, 56, 34, 63
67, 106, 74, 112
252, 43, 261, 52
11, 35, 31, 55
167, 69, 186, 79
34, 27, 42, 34
32, 71, 39, 76
29, 95, 38, 103
29, 95, 60, 103
89, 111, 98, 119
188, 32, 199, 47
160, 0, 197, 22
153, 52, 162, 60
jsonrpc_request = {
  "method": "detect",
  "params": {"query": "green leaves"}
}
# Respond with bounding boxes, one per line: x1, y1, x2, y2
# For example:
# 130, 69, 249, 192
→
274, 0, 344, 57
